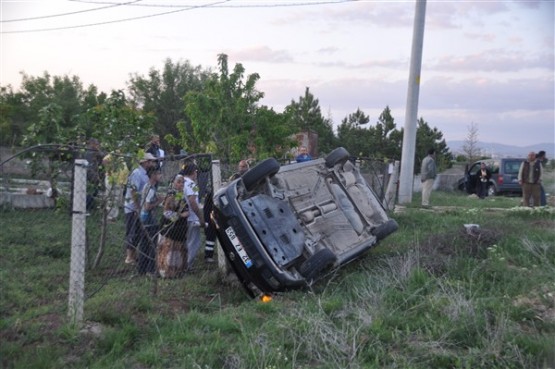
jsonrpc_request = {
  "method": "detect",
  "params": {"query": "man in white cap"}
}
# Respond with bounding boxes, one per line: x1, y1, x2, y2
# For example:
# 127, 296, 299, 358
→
122, 153, 157, 264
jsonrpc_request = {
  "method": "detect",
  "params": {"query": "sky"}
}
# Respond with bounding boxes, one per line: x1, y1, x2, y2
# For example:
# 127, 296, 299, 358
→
1, 0, 554, 149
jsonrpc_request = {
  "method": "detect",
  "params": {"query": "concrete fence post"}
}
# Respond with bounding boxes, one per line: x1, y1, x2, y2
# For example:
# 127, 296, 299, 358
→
68, 159, 87, 324
384, 161, 400, 210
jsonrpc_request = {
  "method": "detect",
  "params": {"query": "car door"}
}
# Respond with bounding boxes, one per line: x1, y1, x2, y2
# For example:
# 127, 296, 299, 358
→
466, 162, 482, 194
500, 159, 523, 193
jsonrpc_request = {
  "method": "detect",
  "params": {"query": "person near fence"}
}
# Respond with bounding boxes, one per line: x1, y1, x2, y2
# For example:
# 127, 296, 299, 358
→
477, 162, 491, 199
180, 161, 206, 270
138, 166, 164, 275
102, 152, 129, 221
145, 134, 162, 169
157, 174, 189, 278
203, 189, 217, 264
518, 151, 543, 207
420, 148, 437, 208
84, 138, 106, 211
123, 153, 157, 265
228, 159, 250, 181
295, 145, 313, 163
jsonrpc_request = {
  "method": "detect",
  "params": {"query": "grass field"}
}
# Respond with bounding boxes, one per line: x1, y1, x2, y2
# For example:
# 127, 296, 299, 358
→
1, 189, 554, 369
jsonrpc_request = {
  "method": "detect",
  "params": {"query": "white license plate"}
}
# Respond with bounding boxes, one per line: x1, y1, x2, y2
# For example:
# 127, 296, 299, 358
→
225, 226, 253, 268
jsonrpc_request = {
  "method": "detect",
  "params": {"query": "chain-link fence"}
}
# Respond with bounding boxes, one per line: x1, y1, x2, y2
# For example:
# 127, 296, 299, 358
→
1, 146, 396, 331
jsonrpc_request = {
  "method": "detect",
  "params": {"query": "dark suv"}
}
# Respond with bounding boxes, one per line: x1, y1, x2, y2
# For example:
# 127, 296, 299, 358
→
458, 158, 524, 196
212, 147, 398, 297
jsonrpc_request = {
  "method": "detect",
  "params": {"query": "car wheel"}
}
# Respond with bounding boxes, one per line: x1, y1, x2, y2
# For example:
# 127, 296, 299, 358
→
487, 184, 497, 197
372, 219, 399, 241
298, 248, 337, 282
325, 147, 350, 168
242, 157, 280, 192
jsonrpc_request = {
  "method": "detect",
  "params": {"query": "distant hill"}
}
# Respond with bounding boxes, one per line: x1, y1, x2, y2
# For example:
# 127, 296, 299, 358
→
447, 141, 554, 159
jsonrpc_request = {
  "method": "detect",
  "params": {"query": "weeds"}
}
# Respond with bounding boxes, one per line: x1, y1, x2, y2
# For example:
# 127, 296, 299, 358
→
1, 194, 554, 369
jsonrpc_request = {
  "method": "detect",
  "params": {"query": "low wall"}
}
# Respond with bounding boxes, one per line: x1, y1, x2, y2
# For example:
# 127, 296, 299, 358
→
0, 193, 55, 209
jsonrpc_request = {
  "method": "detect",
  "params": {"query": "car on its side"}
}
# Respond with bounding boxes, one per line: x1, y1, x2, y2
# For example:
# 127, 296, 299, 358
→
458, 158, 525, 196
212, 147, 398, 298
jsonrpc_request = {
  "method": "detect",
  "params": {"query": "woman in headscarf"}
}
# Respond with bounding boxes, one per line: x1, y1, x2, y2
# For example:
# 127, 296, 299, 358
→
157, 174, 189, 278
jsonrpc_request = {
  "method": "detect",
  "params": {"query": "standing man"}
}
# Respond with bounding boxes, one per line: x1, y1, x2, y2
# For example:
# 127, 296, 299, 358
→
123, 153, 156, 265
181, 161, 206, 270
518, 151, 543, 207
536, 151, 547, 206
295, 146, 313, 163
420, 148, 437, 208
228, 160, 250, 181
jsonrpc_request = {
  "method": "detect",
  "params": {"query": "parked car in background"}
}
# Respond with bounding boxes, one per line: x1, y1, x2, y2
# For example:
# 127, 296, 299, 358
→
212, 147, 398, 298
458, 158, 525, 196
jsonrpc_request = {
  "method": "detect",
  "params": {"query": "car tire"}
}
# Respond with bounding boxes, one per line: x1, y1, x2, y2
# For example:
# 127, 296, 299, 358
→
325, 147, 350, 168
298, 248, 337, 282
487, 184, 497, 197
372, 219, 399, 241
242, 158, 280, 191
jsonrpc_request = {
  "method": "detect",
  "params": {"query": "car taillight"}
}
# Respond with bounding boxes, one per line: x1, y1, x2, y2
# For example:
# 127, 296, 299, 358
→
498, 176, 503, 185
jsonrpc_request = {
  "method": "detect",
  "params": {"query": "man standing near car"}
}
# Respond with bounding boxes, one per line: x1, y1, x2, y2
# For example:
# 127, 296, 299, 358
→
518, 151, 543, 207
420, 148, 437, 208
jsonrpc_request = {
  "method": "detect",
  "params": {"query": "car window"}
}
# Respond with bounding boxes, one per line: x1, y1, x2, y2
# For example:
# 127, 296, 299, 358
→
491, 161, 500, 174
469, 163, 481, 175
504, 160, 522, 174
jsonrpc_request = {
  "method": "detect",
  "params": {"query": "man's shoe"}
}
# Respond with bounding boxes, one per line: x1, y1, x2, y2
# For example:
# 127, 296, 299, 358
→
125, 257, 136, 265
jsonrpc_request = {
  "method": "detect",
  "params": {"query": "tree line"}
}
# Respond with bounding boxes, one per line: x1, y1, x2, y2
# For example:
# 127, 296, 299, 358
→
0, 54, 451, 172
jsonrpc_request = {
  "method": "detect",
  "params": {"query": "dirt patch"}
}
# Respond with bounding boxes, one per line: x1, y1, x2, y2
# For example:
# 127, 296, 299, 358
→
419, 226, 502, 275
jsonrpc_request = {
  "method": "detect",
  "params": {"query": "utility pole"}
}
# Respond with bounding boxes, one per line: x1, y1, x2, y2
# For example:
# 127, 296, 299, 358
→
398, 0, 427, 204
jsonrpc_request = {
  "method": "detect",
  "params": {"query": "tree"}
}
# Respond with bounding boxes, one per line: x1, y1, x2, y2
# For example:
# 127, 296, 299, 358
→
372, 106, 402, 160
462, 122, 481, 162
414, 118, 452, 173
337, 106, 403, 160
284, 87, 336, 154
79, 90, 155, 156
0, 72, 100, 146
174, 54, 266, 163
337, 108, 373, 157
128, 58, 209, 153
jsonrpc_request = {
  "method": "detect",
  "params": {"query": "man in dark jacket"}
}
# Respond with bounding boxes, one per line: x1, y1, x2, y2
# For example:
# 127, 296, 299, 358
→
518, 151, 543, 207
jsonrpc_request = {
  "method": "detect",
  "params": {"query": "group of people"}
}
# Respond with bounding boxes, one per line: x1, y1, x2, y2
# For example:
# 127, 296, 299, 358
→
122, 147, 258, 278
420, 148, 549, 208
122, 153, 218, 277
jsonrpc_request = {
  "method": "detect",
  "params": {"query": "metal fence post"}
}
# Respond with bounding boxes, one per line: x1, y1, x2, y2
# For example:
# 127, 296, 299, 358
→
68, 159, 87, 324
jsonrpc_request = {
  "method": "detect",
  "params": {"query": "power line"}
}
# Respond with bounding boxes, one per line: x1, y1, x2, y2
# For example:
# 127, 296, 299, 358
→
1, 0, 143, 23
1, 0, 359, 34
69, 0, 357, 8
1, 0, 231, 34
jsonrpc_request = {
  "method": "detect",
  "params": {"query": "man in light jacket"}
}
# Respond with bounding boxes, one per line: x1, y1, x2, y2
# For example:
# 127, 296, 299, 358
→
420, 148, 437, 208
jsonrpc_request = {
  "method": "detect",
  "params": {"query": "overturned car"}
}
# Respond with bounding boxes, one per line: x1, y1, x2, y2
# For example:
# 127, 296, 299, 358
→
212, 147, 398, 297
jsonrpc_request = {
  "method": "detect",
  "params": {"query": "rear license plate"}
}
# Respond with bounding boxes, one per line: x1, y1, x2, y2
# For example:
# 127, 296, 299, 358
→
225, 226, 253, 268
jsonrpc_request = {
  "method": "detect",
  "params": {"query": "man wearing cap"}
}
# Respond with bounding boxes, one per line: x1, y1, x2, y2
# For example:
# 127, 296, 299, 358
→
123, 153, 157, 264
180, 161, 206, 270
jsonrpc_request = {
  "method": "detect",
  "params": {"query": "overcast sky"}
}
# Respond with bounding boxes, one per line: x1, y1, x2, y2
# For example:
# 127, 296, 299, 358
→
1, 0, 554, 148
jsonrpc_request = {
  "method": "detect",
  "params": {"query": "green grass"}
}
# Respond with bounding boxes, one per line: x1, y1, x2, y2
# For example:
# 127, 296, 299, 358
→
1, 192, 554, 369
